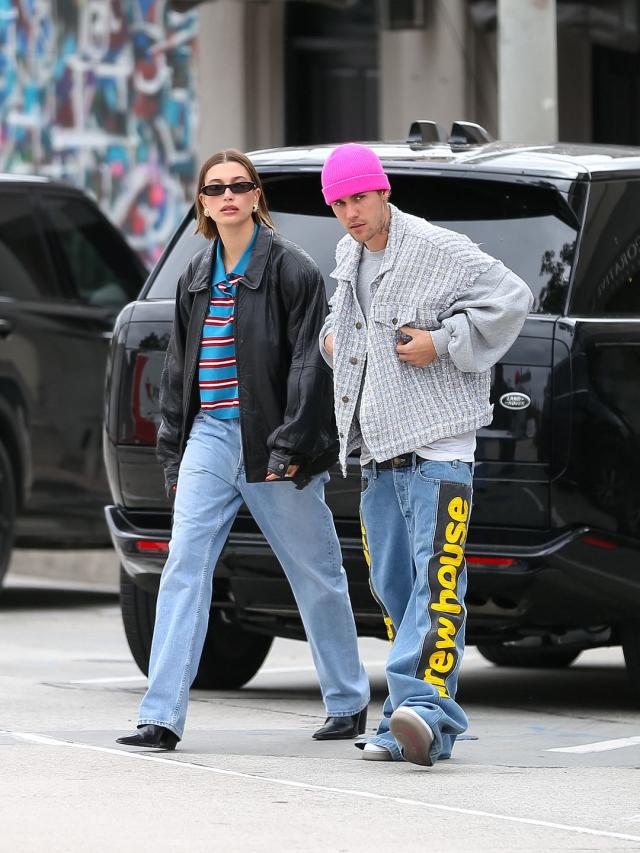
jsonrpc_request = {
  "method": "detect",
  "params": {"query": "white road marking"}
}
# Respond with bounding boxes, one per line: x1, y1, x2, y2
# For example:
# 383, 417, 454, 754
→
66, 675, 147, 685
549, 736, 640, 754
3, 729, 640, 845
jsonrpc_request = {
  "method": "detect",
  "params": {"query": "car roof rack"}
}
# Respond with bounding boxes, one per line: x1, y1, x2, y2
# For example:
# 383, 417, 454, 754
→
407, 119, 493, 148
407, 120, 448, 147
448, 120, 493, 146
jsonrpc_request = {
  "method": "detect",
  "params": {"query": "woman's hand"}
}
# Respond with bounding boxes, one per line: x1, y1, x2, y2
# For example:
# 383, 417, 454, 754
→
266, 464, 300, 481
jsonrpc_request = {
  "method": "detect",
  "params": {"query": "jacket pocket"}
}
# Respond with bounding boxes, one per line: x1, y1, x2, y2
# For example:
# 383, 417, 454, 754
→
369, 302, 418, 329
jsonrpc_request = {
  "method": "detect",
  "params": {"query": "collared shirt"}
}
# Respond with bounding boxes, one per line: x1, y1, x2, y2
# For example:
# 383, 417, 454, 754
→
198, 224, 258, 419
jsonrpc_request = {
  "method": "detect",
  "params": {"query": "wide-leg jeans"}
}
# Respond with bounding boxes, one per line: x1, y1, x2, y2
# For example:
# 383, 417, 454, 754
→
138, 413, 370, 738
360, 457, 473, 762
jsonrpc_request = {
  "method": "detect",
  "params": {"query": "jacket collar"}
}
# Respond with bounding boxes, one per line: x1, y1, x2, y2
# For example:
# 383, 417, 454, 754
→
187, 224, 273, 293
330, 203, 407, 284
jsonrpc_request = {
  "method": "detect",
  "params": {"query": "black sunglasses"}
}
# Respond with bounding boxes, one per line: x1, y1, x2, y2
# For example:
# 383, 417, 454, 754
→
200, 181, 256, 197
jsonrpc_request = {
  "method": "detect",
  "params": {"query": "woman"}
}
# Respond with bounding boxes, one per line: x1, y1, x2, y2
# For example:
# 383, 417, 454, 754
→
117, 150, 369, 750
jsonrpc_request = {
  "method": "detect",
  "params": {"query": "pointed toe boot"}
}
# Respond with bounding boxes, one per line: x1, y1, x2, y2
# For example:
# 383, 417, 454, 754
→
116, 724, 179, 751
312, 707, 368, 740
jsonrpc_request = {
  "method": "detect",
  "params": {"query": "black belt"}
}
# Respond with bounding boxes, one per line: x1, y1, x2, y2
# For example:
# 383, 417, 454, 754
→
362, 454, 413, 470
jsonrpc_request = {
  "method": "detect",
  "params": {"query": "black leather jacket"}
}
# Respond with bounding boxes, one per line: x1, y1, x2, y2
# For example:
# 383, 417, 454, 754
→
156, 225, 339, 491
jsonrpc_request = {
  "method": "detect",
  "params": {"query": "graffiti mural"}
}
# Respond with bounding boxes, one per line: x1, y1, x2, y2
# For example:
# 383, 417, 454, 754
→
0, 0, 199, 266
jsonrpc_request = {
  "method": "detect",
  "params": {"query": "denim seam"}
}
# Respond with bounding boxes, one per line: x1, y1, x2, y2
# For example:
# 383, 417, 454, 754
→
170, 511, 224, 728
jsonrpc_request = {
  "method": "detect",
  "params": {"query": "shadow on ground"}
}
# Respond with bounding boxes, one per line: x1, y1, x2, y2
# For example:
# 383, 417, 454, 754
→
0, 586, 118, 611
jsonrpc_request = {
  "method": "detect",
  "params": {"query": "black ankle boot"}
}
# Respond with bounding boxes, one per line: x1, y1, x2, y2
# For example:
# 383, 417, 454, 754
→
312, 706, 367, 740
116, 724, 179, 751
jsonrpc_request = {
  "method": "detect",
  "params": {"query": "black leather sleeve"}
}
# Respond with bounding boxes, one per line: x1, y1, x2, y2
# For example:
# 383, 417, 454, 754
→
266, 252, 338, 476
156, 263, 193, 496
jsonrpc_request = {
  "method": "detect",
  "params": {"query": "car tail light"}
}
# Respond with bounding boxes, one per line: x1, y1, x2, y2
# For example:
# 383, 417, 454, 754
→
134, 539, 169, 554
130, 353, 161, 444
581, 535, 617, 550
466, 556, 515, 568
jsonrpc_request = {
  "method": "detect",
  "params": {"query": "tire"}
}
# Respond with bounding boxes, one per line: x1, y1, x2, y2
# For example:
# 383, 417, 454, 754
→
119, 566, 273, 689
477, 642, 581, 669
0, 441, 16, 588
620, 621, 640, 700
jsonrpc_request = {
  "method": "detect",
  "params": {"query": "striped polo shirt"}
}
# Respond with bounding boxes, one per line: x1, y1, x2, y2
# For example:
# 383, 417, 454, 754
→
198, 225, 258, 419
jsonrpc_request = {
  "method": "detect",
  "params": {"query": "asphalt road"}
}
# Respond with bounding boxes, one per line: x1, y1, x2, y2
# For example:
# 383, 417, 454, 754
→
1, 578, 640, 853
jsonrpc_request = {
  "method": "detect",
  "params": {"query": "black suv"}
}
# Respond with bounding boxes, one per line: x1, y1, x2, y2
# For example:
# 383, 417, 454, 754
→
103, 122, 640, 697
0, 176, 147, 585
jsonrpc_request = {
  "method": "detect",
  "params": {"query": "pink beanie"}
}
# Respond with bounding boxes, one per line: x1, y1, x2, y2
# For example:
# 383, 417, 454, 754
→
321, 143, 390, 205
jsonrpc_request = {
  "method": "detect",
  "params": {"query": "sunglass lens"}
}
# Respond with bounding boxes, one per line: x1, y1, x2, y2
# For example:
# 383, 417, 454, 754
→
231, 182, 255, 193
201, 182, 255, 196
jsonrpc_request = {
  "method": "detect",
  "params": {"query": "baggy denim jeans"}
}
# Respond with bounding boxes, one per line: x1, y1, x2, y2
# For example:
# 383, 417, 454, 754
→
138, 413, 369, 738
359, 457, 473, 762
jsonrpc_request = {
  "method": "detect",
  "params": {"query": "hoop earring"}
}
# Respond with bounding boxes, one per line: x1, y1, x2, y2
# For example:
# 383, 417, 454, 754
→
253, 204, 259, 212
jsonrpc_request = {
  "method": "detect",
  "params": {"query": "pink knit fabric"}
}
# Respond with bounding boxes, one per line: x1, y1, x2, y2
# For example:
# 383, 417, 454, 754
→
321, 143, 390, 204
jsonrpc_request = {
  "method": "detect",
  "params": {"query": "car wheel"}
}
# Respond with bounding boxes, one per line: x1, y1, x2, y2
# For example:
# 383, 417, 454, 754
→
0, 441, 16, 588
476, 642, 581, 668
620, 621, 640, 700
119, 567, 273, 689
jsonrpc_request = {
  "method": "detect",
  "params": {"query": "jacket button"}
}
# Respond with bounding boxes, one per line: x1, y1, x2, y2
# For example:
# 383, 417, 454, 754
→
355, 322, 363, 329
341, 395, 349, 403
392, 317, 398, 325
349, 356, 358, 365
278, 463, 285, 470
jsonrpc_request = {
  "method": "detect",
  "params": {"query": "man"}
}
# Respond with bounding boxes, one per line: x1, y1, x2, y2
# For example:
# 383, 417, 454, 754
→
319, 143, 532, 766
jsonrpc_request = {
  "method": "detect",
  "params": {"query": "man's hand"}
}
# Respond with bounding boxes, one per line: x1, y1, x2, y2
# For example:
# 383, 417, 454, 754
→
396, 326, 437, 367
266, 464, 300, 481
323, 333, 334, 356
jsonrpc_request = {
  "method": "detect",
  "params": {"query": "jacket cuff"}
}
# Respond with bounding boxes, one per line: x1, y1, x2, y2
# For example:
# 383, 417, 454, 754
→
164, 464, 179, 498
267, 449, 293, 476
430, 326, 452, 357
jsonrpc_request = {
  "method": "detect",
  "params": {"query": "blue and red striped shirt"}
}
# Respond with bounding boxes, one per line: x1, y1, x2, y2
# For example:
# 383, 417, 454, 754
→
198, 225, 258, 419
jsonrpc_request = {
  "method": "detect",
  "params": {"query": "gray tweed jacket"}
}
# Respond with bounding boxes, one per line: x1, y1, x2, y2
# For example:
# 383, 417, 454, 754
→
319, 204, 533, 474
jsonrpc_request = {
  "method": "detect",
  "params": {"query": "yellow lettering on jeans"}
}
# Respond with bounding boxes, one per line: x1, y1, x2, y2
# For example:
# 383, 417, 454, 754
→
423, 495, 470, 696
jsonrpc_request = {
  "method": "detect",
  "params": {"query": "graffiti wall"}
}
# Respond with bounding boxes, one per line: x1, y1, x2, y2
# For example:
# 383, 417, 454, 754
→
0, 0, 199, 267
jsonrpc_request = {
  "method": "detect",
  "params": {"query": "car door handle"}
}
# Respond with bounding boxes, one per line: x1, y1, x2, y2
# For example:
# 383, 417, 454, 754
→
0, 318, 13, 338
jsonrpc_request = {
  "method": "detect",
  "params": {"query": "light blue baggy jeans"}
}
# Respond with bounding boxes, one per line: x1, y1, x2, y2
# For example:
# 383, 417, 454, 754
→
359, 457, 473, 762
138, 413, 370, 738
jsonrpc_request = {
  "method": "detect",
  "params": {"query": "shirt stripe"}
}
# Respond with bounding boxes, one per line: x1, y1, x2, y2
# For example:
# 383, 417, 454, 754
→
198, 225, 258, 420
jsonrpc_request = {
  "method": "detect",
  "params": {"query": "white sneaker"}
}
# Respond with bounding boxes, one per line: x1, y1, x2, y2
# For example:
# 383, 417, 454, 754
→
389, 707, 434, 766
361, 742, 393, 761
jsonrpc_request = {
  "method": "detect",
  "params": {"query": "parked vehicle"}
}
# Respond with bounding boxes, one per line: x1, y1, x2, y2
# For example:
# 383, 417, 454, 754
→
104, 122, 640, 697
0, 175, 147, 585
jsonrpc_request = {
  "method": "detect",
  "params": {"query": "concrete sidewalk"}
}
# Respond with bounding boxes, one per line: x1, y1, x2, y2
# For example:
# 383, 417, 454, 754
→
5, 548, 119, 593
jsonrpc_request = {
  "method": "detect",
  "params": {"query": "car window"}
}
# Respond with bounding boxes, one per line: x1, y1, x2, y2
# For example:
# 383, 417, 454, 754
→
570, 180, 640, 315
40, 194, 146, 310
262, 172, 579, 313
145, 217, 206, 299
0, 191, 58, 301
145, 171, 579, 315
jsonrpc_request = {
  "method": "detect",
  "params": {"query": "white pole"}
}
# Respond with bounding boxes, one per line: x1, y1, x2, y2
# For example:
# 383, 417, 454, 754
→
498, 0, 558, 142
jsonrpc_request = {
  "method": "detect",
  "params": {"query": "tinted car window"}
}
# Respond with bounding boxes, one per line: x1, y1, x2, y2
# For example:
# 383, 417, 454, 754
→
570, 180, 640, 315
146, 171, 578, 313
262, 173, 578, 312
41, 194, 146, 309
145, 218, 207, 299
0, 191, 57, 301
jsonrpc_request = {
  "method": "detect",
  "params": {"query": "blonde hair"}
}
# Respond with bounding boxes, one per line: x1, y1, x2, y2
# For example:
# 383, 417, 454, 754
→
194, 149, 274, 241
